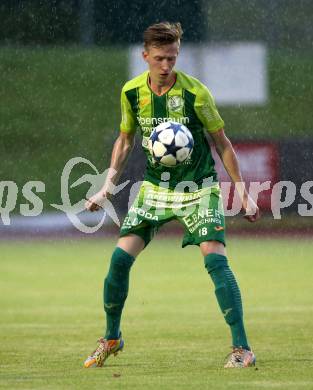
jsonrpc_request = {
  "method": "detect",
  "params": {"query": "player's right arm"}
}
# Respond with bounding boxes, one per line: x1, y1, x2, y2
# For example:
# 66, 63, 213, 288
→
85, 87, 137, 212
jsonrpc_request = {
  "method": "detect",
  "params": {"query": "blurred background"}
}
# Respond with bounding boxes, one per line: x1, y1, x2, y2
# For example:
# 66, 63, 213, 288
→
0, 0, 313, 236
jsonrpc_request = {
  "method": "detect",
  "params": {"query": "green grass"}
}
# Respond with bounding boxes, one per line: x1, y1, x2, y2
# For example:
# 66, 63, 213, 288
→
1, 237, 313, 389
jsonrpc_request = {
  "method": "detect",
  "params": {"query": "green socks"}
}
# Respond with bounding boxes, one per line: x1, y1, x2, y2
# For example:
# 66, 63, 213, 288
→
103, 248, 249, 347
204, 253, 249, 350
103, 247, 135, 340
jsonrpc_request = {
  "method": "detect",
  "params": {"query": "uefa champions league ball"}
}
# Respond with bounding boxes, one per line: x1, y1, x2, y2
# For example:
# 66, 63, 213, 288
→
149, 121, 194, 167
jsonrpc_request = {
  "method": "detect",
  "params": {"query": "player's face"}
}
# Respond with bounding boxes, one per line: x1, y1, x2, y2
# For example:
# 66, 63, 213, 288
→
142, 42, 179, 86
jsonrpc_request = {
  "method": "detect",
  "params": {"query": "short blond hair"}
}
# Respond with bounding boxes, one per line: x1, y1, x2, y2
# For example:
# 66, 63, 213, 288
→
143, 22, 183, 49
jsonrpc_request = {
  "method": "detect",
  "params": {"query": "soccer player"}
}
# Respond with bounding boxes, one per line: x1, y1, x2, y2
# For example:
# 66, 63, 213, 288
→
84, 22, 259, 368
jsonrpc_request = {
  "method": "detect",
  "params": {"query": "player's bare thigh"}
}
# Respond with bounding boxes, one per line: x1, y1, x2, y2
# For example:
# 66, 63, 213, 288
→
200, 240, 227, 257
117, 234, 146, 258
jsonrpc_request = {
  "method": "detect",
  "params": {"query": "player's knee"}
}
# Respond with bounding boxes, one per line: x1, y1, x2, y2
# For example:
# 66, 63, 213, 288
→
109, 247, 135, 273
204, 253, 228, 273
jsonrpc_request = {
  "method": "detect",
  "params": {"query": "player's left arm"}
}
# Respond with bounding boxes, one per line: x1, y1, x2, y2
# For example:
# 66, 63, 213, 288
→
209, 128, 260, 222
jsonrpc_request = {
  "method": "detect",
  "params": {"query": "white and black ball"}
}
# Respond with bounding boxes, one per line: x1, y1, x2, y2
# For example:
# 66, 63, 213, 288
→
149, 121, 194, 167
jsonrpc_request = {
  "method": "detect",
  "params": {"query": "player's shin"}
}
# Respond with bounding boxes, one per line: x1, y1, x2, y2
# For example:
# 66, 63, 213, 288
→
204, 253, 249, 350
103, 247, 135, 340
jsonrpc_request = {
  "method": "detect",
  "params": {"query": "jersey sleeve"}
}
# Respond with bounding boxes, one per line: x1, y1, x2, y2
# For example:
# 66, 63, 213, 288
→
194, 84, 224, 133
120, 88, 137, 133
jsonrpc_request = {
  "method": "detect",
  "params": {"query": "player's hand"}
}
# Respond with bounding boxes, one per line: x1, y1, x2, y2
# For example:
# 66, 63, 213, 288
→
242, 195, 260, 222
85, 191, 106, 212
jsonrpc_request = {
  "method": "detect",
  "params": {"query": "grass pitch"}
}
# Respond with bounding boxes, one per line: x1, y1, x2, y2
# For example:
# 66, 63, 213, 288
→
0, 237, 312, 389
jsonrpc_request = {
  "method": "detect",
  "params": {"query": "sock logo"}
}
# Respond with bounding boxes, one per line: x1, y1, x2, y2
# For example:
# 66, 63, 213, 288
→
104, 303, 120, 309
223, 308, 233, 317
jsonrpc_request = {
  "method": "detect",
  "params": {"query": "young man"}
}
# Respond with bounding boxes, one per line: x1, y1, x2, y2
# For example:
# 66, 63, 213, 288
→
84, 22, 259, 369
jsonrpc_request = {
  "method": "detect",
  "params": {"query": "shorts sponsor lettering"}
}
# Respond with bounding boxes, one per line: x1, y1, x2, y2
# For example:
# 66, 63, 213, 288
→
122, 216, 143, 227
191, 218, 222, 234
145, 198, 202, 209
129, 206, 159, 221
182, 208, 222, 233
145, 189, 205, 203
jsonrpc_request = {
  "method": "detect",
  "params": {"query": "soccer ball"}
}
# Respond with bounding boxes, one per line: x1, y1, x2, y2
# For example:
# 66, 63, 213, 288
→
149, 121, 194, 167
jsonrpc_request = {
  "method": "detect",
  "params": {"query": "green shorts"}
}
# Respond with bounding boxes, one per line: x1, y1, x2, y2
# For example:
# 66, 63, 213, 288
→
120, 181, 226, 248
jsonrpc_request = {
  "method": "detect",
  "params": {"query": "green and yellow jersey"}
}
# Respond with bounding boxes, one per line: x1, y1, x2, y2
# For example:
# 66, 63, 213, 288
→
120, 70, 224, 188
